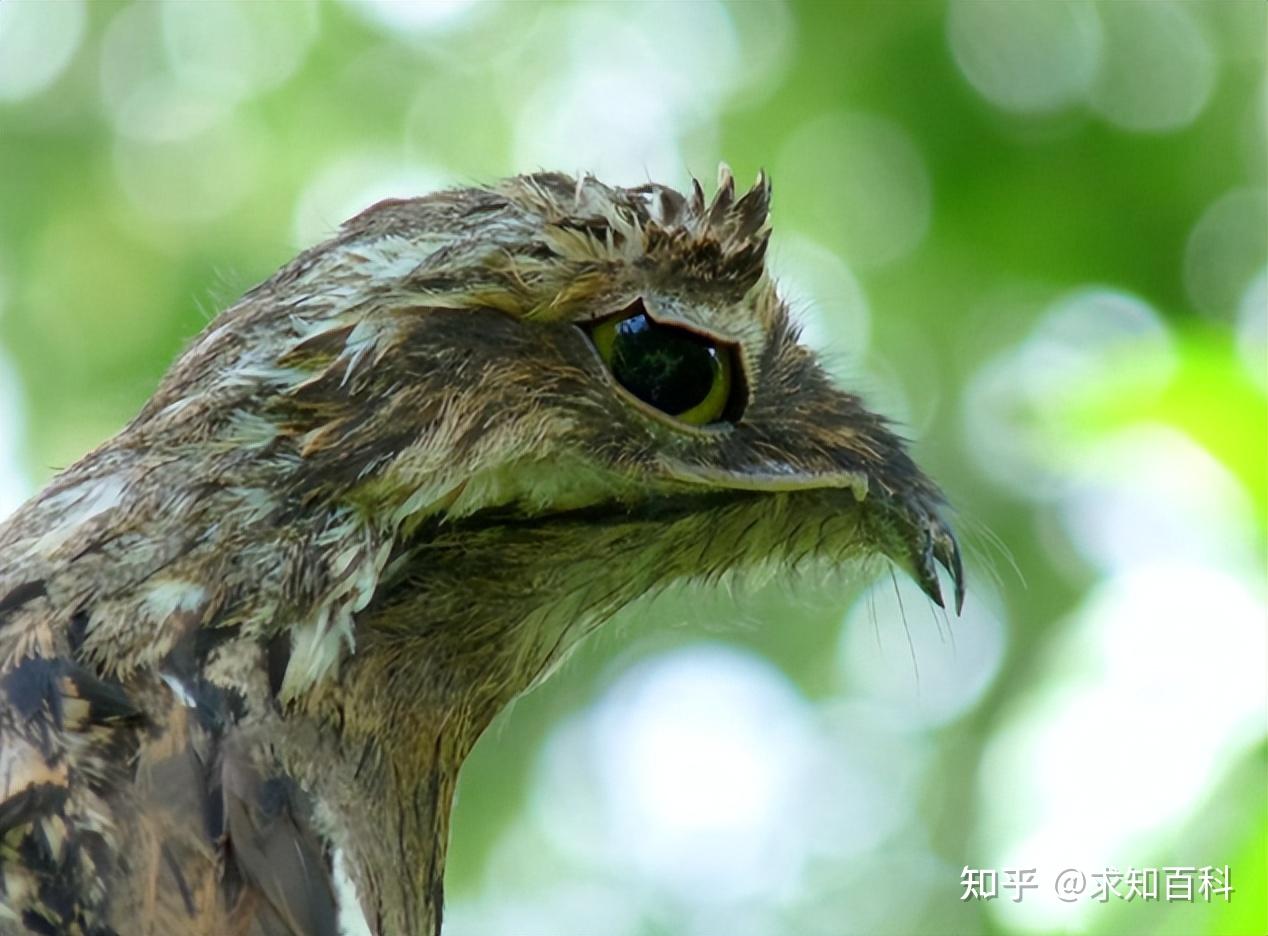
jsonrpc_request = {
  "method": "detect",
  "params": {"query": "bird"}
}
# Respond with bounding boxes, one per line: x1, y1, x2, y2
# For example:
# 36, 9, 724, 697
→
0, 167, 963, 936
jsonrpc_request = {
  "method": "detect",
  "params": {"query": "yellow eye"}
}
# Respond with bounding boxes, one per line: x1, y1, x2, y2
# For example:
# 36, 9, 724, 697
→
589, 302, 740, 426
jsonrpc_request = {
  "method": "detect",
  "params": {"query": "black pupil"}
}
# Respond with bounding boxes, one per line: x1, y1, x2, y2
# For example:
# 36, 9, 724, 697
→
609, 313, 719, 415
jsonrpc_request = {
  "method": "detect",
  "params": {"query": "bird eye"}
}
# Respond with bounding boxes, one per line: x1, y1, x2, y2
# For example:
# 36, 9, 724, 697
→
588, 300, 739, 426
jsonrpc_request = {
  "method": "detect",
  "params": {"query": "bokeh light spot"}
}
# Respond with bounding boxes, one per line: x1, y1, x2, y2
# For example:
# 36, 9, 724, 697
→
979, 564, 1266, 933
840, 575, 1006, 730
113, 119, 260, 225
100, 1, 182, 137
963, 287, 1173, 497
292, 154, 452, 247
1184, 187, 1268, 319
807, 699, 934, 863
532, 644, 816, 904
777, 113, 931, 269
1088, 0, 1214, 133
510, 3, 741, 185
0, 0, 85, 102
1058, 425, 1260, 577
0, 352, 31, 521
947, 0, 1102, 114
591, 645, 812, 899
100, 1, 315, 142
161, 0, 318, 101
1237, 269, 1267, 390
766, 233, 871, 365
342, 0, 487, 37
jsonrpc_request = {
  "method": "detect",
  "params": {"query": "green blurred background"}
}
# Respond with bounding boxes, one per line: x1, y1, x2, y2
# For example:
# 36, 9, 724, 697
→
0, 2, 1264, 934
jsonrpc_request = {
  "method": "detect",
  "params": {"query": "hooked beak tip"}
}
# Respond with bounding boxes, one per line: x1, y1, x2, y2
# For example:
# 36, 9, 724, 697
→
908, 520, 966, 616
936, 528, 966, 615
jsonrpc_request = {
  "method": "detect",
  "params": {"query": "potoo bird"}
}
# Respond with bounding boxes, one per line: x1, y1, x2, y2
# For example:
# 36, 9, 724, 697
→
0, 169, 962, 935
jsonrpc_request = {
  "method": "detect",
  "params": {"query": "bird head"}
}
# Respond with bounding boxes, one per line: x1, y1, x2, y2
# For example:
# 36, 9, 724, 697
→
135, 167, 964, 699
170, 167, 962, 700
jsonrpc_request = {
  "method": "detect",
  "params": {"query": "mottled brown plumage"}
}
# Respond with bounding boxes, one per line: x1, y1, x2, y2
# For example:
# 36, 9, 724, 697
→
0, 169, 962, 935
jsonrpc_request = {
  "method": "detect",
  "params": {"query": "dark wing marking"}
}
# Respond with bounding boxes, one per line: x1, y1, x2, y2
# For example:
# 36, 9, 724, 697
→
220, 746, 339, 936
0, 655, 141, 935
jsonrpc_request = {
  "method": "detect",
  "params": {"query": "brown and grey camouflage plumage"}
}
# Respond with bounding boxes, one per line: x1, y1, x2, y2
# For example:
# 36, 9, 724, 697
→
0, 168, 962, 935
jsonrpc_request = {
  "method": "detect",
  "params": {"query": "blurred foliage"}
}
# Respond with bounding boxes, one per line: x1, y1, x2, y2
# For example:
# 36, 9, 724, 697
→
0, 2, 1264, 935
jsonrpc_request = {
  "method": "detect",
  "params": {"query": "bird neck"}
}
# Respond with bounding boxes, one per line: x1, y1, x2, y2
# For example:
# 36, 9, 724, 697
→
281, 639, 510, 936
320, 725, 465, 936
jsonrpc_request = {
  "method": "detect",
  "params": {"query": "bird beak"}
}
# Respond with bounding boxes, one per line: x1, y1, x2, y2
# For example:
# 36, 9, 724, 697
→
659, 458, 871, 501
892, 498, 966, 614
660, 456, 964, 614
